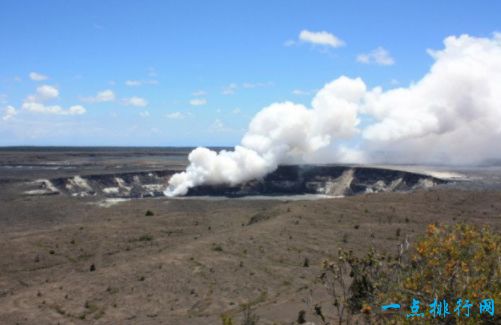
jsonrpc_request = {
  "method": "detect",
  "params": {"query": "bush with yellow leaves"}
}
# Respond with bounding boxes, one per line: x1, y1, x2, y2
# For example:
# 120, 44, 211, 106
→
317, 224, 500, 324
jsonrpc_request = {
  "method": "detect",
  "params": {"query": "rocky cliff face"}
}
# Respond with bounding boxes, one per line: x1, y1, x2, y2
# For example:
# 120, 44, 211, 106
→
23, 165, 446, 199
25, 170, 174, 198
185, 165, 446, 197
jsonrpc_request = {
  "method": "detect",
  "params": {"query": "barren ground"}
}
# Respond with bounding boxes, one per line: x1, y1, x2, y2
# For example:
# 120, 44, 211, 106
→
0, 149, 500, 324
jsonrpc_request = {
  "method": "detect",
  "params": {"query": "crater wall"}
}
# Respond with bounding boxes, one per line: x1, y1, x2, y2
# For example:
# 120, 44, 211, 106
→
23, 165, 447, 199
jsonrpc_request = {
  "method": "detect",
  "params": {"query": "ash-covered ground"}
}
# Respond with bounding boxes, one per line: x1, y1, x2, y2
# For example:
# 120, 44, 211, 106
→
0, 148, 500, 324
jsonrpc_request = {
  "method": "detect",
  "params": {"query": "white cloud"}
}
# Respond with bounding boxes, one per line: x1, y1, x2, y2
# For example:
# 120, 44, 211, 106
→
125, 80, 141, 86
210, 118, 225, 131
139, 111, 150, 118
125, 79, 158, 86
21, 85, 85, 116
123, 96, 148, 107
36, 85, 59, 100
299, 30, 345, 48
82, 89, 115, 103
189, 98, 207, 106
29, 72, 48, 81
68, 105, 86, 115
222, 82, 272, 95
222, 83, 238, 95
232, 108, 241, 114
23, 85, 59, 105
23, 102, 86, 115
95, 90, 115, 102
357, 47, 395, 65
242, 81, 273, 89
192, 90, 207, 96
166, 112, 184, 119
2, 105, 17, 121
292, 89, 314, 96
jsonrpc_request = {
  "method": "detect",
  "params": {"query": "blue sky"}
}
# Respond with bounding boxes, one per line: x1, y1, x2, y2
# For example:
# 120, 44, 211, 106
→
0, 0, 500, 146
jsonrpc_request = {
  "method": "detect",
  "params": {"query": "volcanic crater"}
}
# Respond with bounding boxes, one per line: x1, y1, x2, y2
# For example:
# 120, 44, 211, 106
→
25, 165, 447, 199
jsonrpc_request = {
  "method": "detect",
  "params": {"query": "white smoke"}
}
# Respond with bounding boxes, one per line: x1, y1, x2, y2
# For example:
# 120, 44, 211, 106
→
165, 33, 501, 196
165, 78, 363, 196
361, 34, 501, 164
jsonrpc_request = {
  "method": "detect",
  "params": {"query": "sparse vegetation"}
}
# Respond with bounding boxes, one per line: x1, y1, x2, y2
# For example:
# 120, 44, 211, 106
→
297, 310, 306, 324
247, 212, 270, 225
212, 243, 223, 252
106, 286, 119, 294
303, 257, 310, 268
241, 304, 260, 325
221, 314, 234, 325
315, 223, 500, 324
145, 210, 154, 216
80, 300, 101, 320
127, 234, 154, 243
138, 234, 154, 241
220, 304, 259, 325
2, 163, 500, 325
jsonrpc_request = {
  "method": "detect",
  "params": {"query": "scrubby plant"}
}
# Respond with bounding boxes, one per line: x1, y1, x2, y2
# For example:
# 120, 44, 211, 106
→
220, 314, 234, 325
138, 234, 153, 241
319, 248, 382, 324
386, 224, 501, 323
220, 304, 259, 325
297, 310, 306, 323
317, 224, 500, 324
303, 257, 310, 268
212, 243, 224, 252
241, 304, 260, 325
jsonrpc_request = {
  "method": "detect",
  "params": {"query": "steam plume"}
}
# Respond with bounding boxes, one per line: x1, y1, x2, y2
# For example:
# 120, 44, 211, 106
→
165, 33, 501, 196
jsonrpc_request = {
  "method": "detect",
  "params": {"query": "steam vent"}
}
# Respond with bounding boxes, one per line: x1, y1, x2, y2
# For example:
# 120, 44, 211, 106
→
26, 165, 447, 198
